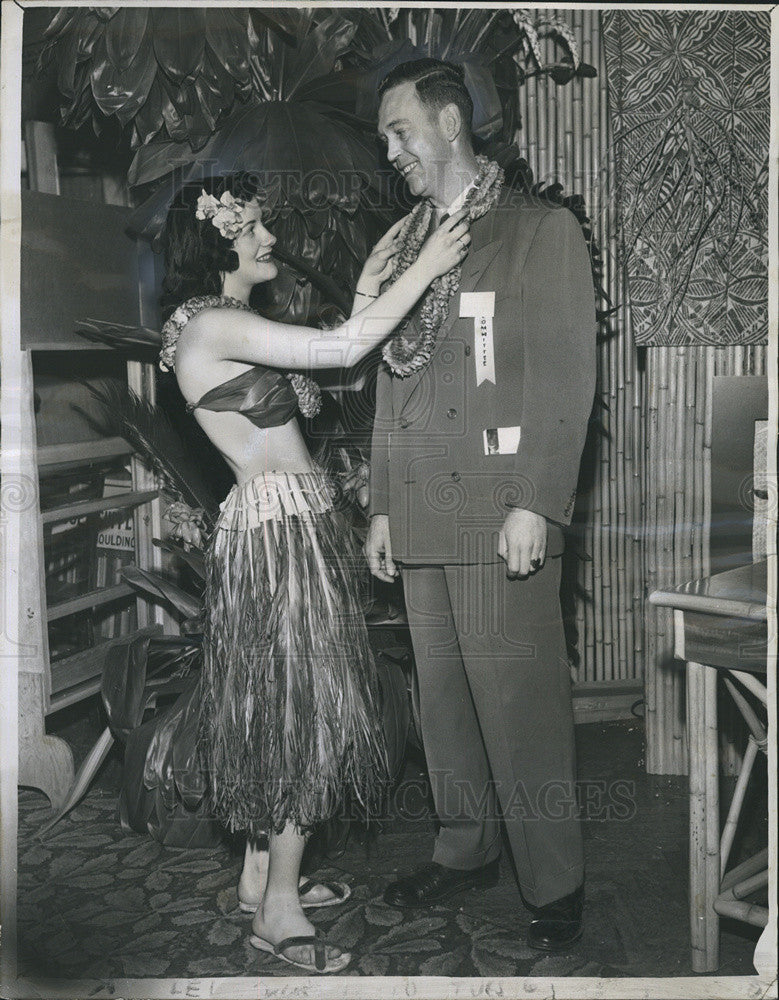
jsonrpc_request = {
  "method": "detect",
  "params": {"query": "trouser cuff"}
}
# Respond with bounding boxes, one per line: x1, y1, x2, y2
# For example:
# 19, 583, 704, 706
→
432, 834, 502, 871
520, 862, 585, 909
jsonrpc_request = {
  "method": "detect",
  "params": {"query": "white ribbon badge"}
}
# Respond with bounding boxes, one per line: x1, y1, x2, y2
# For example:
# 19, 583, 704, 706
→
460, 292, 496, 386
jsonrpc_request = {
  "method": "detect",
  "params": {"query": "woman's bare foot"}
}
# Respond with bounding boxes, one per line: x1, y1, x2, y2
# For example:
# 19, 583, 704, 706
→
251, 894, 350, 973
237, 840, 270, 909
238, 841, 351, 911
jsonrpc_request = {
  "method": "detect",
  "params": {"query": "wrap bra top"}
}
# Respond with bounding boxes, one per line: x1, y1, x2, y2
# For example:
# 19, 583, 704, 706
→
184, 364, 299, 429
159, 295, 321, 429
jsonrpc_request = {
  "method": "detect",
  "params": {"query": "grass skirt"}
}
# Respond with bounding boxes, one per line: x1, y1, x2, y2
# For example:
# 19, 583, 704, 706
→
199, 469, 389, 838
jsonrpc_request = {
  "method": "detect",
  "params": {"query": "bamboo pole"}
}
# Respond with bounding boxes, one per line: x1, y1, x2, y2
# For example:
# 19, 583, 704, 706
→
572, 10, 584, 194
645, 350, 661, 768
579, 12, 595, 680
659, 347, 673, 773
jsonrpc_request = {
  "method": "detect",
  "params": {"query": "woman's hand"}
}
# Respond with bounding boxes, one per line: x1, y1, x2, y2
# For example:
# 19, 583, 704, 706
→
355, 216, 407, 296
416, 208, 471, 280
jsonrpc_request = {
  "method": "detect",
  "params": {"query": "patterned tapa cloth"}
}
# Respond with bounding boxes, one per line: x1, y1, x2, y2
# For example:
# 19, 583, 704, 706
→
199, 469, 389, 838
602, 9, 769, 346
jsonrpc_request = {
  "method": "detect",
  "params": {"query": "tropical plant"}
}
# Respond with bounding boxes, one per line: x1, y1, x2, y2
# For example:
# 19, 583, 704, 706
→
39, 8, 391, 322
38, 7, 596, 324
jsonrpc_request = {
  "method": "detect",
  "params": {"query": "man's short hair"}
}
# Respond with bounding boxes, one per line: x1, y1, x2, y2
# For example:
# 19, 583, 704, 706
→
378, 58, 474, 141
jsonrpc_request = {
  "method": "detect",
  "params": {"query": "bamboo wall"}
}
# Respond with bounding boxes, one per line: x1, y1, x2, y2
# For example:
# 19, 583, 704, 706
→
519, 10, 767, 773
519, 10, 644, 687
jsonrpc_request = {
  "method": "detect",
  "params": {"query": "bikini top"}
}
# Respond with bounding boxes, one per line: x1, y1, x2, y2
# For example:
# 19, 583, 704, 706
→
159, 295, 321, 429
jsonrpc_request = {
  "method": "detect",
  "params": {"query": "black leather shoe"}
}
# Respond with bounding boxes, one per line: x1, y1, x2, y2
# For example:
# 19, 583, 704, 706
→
383, 858, 500, 908
526, 885, 584, 952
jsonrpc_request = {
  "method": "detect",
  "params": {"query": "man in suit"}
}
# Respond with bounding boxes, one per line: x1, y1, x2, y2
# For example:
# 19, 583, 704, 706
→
365, 59, 596, 951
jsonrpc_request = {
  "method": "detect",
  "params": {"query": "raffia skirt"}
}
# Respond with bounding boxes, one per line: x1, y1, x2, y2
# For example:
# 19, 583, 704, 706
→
199, 469, 389, 839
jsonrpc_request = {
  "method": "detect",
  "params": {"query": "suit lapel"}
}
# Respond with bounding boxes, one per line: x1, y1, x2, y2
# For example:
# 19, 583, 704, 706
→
398, 236, 504, 415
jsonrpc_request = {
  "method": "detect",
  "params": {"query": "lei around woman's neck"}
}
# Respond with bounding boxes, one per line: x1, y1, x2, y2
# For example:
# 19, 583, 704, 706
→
158, 295, 322, 418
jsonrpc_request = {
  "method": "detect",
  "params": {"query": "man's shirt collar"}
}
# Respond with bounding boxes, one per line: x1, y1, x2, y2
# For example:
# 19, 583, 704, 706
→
446, 179, 477, 216
434, 177, 478, 223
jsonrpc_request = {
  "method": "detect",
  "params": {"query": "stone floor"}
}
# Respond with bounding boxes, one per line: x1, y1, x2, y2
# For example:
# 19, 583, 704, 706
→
14, 706, 766, 983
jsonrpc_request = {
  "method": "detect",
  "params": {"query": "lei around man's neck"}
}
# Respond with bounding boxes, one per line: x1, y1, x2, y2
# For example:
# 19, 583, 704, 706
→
382, 156, 504, 379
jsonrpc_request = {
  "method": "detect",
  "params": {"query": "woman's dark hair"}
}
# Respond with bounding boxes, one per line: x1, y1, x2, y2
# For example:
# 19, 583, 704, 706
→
160, 172, 261, 322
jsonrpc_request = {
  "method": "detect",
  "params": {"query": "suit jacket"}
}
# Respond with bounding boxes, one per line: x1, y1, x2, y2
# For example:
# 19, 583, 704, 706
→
369, 188, 596, 564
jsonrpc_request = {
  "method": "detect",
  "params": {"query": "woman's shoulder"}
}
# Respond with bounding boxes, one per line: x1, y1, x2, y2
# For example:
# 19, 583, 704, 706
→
159, 296, 254, 372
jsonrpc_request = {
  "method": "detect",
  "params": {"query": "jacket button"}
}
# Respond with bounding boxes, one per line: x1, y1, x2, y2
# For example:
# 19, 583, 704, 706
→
400, 418, 409, 428
451, 472, 461, 482
447, 408, 457, 419
465, 345, 471, 356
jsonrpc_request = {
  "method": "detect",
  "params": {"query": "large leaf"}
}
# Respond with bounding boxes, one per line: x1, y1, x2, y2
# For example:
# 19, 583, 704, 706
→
101, 632, 154, 740
157, 71, 193, 144
127, 101, 380, 243
90, 32, 157, 125
105, 7, 149, 72
147, 634, 202, 677
126, 138, 198, 188
52, 14, 90, 100
204, 7, 253, 84
250, 9, 314, 45
338, 10, 394, 60
122, 565, 202, 621
151, 8, 206, 85
38, 727, 115, 836
43, 7, 79, 40
132, 73, 166, 147
284, 14, 357, 100
153, 537, 206, 581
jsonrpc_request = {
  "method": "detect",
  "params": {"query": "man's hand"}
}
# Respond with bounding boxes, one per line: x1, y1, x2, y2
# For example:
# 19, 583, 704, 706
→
364, 514, 398, 583
497, 508, 547, 578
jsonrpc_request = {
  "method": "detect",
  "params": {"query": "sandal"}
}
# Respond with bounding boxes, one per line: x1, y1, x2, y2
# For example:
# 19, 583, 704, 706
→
238, 878, 351, 913
250, 931, 351, 974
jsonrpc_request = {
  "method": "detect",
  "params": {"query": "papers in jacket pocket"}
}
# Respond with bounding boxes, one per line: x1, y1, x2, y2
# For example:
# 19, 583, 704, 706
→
483, 426, 521, 455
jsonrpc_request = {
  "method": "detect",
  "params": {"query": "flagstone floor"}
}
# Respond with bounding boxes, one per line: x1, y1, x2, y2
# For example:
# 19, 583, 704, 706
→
15, 710, 765, 983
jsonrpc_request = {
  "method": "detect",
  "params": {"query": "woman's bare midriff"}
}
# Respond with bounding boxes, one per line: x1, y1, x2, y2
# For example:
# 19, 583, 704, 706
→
193, 408, 316, 484
175, 346, 316, 484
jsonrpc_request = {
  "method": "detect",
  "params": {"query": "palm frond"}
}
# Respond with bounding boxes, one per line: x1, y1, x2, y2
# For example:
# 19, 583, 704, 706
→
77, 379, 217, 521
153, 537, 206, 581
75, 318, 162, 358
122, 564, 202, 621
38, 727, 115, 837
75, 319, 161, 366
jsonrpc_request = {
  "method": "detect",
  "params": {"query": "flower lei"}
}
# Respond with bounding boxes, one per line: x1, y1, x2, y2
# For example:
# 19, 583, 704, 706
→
159, 295, 322, 418
382, 155, 504, 378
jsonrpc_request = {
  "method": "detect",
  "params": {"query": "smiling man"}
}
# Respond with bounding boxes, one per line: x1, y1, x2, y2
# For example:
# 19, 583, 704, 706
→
366, 59, 596, 952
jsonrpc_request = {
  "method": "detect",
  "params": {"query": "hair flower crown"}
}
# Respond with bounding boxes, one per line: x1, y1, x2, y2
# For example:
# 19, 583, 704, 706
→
195, 189, 246, 240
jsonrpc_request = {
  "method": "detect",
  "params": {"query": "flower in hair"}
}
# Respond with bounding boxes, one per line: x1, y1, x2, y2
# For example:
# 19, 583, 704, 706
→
195, 189, 246, 240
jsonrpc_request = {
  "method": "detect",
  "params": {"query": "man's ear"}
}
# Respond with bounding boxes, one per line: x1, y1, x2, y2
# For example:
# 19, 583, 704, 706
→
439, 103, 463, 143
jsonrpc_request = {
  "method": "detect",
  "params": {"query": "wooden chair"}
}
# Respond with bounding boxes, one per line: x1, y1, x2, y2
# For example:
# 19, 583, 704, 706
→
649, 374, 771, 972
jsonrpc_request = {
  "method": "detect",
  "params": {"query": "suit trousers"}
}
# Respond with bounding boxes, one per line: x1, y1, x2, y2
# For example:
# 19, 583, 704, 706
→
401, 555, 585, 908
